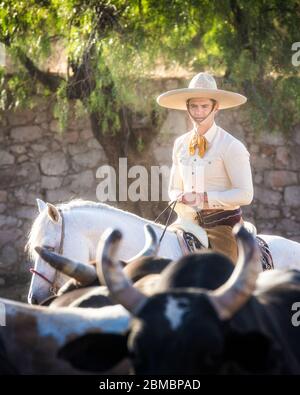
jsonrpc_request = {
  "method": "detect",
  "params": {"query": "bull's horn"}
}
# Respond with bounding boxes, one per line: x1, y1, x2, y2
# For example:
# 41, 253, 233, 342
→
96, 228, 147, 315
35, 247, 97, 285
125, 224, 159, 264
207, 224, 261, 320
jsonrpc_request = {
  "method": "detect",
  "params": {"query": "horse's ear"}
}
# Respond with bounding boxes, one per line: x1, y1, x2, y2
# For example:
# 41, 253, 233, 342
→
36, 198, 47, 213
47, 203, 61, 223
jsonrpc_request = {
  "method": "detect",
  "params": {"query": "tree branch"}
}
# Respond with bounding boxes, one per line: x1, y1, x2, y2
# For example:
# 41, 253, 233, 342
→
16, 48, 64, 92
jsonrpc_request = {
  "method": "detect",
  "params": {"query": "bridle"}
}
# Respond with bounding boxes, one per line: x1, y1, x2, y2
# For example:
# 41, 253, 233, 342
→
30, 209, 65, 296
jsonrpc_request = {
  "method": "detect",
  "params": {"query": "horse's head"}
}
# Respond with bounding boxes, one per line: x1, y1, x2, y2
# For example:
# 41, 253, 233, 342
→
27, 199, 68, 304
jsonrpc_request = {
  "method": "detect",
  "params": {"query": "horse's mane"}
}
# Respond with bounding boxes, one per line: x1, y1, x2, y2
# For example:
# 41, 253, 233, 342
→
26, 199, 164, 260
56, 199, 163, 226
56, 199, 112, 211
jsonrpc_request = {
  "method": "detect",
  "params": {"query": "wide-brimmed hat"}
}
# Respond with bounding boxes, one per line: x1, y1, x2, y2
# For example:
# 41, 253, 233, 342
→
157, 72, 247, 110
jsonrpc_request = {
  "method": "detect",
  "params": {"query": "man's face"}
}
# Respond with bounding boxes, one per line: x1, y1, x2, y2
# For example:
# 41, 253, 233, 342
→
187, 98, 218, 123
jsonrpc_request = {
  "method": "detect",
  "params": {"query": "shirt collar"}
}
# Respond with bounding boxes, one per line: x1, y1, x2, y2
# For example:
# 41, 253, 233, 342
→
193, 122, 217, 143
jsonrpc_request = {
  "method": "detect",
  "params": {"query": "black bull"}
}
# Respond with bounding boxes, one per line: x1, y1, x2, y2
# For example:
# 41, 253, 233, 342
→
37, 255, 172, 308
57, 227, 300, 375
1, 225, 300, 374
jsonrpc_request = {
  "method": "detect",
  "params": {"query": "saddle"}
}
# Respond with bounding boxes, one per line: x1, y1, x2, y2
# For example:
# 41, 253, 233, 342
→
170, 220, 274, 271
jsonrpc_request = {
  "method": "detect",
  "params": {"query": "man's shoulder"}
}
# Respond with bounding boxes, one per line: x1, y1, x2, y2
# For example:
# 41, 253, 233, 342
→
217, 125, 248, 150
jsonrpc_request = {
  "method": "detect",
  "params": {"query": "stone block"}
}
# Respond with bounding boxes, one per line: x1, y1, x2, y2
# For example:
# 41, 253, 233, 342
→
0, 191, 7, 202
65, 131, 79, 144
41, 176, 63, 190
17, 155, 29, 163
80, 129, 93, 140
69, 170, 95, 192
0, 244, 18, 267
256, 132, 285, 145
11, 126, 42, 142
15, 206, 36, 220
68, 143, 88, 156
284, 186, 300, 207
0, 215, 18, 229
257, 205, 280, 219
292, 123, 300, 145
0, 150, 15, 166
254, 186, 282, 206
0, 229, 22, 248
9, 145, 27, 154
7, 110, 35, 126
87, 138, 101, 149
31, 144, 48, 152
72, 149, 101, 169
264, 170, 298, 189
40, 152, 69, 175
275, 146, 289, 168
46, 188, 74, 203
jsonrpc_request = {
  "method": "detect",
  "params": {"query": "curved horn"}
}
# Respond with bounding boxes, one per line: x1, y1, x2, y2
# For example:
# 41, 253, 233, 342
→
96, 228, 147, 315
35, 247, 97, 285
125, 224, 159, 264
207, 224, 261, 320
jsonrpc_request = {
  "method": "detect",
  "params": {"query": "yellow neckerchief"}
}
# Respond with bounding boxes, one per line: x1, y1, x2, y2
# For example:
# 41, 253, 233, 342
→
189, 132, 208, 158
186, 100, 216, 158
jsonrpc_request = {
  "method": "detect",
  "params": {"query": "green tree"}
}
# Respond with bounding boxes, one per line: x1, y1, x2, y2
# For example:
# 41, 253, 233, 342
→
0, 0, 299, 213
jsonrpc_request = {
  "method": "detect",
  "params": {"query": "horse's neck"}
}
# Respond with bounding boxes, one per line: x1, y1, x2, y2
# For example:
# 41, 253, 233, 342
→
97, 208, 182, 260
63, 205, 180, 260
66, 206, 148, 237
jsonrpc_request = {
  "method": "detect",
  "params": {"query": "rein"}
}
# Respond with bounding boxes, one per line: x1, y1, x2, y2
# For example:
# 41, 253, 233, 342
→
154, 194, 184, 245
57, 209, 65, 255
30, 209, 65, 296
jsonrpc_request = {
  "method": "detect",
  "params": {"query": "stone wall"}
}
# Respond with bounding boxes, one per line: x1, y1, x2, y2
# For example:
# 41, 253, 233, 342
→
0, 99, 108, 301
217, 111, 300, 238
0, 85, 300, 301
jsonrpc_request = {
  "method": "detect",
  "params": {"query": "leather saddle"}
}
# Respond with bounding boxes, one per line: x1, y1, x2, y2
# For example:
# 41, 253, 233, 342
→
169, 219, 274, 271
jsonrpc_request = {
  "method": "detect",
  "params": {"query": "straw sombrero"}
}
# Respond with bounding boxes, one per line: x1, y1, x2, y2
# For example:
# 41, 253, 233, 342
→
157, 72, 247, 110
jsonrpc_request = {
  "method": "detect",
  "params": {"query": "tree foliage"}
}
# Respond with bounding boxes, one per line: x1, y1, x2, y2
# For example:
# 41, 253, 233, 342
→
0, 0, 299, 147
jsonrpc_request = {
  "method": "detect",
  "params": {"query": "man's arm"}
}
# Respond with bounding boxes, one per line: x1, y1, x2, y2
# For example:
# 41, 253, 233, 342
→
206, 140, 254, 209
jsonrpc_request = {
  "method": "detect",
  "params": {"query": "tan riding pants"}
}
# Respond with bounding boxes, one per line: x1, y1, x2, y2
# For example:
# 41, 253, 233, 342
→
205, 225, 238, 265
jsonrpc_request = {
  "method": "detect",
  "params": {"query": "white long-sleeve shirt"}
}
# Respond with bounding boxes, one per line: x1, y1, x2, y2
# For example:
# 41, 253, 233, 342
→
168, 122, 254, 210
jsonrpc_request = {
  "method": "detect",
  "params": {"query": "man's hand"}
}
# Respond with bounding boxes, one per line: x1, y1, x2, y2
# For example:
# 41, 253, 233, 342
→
180, 192, 207, 207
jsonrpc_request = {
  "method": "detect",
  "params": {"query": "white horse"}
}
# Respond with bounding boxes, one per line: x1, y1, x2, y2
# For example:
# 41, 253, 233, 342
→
26, 199, 300, 305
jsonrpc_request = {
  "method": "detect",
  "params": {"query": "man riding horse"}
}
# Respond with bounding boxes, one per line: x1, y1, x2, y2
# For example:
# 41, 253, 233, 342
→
157, 72, 253, 263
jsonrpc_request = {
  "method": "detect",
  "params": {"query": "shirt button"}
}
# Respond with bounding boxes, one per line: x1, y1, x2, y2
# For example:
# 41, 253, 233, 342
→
192, 172, 194, 175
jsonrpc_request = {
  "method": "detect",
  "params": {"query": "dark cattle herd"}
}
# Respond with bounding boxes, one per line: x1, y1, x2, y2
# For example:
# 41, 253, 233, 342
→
0, 224, 300, 374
